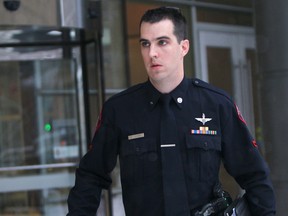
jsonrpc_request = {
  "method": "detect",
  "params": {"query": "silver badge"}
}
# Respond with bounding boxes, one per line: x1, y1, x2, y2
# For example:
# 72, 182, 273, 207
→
195, 113, 212, 125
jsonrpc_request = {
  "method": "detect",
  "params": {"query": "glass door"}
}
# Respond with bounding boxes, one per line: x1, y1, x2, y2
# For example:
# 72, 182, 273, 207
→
0, 26, 103, 215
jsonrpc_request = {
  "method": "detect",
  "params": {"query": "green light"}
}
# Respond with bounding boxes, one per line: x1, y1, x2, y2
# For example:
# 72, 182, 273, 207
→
44, 123, 52, 132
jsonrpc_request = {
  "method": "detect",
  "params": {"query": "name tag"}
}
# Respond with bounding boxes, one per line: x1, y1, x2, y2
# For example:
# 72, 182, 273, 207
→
128, 133, 144, 140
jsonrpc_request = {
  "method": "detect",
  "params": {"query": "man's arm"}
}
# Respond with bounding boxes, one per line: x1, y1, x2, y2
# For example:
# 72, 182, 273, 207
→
221, 102, 276, 215
67, 168, 104, 215
67, 103, 119, 215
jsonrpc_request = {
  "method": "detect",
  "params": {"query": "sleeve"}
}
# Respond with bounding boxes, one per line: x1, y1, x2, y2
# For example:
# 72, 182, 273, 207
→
221, 102, 276, 216
67, 102, 119, 215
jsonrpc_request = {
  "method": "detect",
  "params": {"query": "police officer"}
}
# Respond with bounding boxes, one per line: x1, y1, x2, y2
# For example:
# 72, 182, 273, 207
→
67, 7, 276, 216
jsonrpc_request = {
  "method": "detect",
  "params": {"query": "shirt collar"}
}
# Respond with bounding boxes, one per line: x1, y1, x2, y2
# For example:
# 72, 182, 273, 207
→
170, 77, 188, 109
146, 77, 189, 110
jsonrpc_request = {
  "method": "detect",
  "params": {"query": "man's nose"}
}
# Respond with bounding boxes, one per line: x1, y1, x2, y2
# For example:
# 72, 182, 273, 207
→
149, 45, 158, 59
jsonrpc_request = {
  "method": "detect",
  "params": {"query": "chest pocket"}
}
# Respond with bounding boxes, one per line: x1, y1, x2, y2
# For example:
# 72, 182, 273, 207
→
120, 138, 160, 185
121, 138, 156, 156
185, 134, 222, 182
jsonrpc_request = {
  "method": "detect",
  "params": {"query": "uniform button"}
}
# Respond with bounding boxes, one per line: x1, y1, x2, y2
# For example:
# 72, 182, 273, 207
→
150, 101, 153, 105
195, 80, 199, 84
177, 97, 183, 103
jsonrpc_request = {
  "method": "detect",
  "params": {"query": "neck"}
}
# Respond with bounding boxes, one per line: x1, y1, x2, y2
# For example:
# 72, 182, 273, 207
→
150, 73, 184, 94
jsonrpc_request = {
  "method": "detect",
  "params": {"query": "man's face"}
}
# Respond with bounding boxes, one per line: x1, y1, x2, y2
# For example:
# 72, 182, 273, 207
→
139, 19, 189, 85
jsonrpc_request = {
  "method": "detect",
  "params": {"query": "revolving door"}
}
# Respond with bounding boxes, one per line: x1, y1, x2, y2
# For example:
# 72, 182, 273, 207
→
0, 26, 104, 215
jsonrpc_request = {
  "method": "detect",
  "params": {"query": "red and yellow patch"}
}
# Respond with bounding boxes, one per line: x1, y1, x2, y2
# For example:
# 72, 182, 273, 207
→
252, 139, 258, 148
95, 111, 103, 131
235, 104, 247, 125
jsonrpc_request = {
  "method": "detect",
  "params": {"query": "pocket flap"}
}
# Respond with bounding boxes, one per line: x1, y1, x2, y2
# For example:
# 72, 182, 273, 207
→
186, 134, 221, 151
121, 138, 157, 156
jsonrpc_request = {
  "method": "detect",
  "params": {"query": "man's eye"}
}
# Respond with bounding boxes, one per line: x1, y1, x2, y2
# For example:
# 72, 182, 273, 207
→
141, 41, 150, 47
158, 40, 167, 46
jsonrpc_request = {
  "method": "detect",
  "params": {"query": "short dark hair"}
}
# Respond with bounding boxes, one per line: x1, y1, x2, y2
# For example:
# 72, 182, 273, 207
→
139, 6, 187, 43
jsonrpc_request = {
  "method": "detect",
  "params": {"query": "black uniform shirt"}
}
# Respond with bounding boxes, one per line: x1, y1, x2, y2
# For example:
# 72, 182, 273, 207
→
67, 77, 276, 216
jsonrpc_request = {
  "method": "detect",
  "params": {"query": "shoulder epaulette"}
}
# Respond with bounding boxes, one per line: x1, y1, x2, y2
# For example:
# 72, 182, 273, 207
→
191, 78, 232, 102
108, 82, 146, 101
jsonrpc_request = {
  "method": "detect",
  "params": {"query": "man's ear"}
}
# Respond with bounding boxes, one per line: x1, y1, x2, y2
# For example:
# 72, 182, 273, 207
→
181, 39, 190, 56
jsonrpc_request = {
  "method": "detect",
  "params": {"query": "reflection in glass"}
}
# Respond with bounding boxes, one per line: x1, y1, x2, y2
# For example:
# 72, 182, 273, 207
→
0, 188, 70, 215
0, 60, 79, 170
0, 59, 80, 215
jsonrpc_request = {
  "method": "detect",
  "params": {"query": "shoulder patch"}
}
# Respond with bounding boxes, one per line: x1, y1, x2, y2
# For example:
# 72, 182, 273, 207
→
234, 103, 247, 125
95, 111, 103, 131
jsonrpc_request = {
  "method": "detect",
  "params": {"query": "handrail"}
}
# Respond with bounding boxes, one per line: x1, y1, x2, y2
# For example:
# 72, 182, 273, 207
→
0, 162, 77, 172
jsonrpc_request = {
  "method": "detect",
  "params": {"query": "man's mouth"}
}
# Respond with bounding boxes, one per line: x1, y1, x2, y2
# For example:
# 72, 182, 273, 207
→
151, 64, 161, 68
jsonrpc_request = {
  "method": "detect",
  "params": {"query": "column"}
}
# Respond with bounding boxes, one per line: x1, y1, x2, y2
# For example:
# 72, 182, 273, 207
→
254, 0, 288, 215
